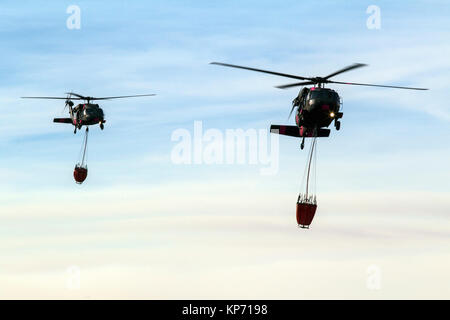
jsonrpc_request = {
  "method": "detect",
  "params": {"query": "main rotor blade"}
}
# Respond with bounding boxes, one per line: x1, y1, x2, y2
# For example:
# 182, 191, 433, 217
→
328, 80, 429, 90
91, 94, 156, 100
21, 96, 83, 100
275, 81, 316, 89
23, 93, 156, 101
65, 92, 87, 99
323, 63, 368, 80
210, 62, 313, 81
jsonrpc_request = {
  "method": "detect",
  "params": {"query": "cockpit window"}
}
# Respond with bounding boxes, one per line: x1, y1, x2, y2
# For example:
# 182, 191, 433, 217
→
309, 90, 338, 101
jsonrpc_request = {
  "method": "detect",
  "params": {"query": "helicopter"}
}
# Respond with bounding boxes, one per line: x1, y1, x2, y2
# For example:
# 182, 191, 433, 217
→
21, 92, 155, 134
210, 62, 428, 149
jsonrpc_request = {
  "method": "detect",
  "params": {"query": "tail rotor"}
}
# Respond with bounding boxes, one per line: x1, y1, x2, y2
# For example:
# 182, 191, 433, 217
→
287, 103, 297, 120
63, 92, 74, 114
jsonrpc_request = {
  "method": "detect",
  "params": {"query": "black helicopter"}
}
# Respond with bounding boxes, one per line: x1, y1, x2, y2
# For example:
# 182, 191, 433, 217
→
210, 62, 428, 149
21, 92, 155, 134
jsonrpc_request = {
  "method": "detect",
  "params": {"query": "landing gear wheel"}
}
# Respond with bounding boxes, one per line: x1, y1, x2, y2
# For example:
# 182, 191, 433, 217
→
301, 137, 305, 150
100, 123, 104, 130
335, 120, 341, 131
74, 127, 77, 134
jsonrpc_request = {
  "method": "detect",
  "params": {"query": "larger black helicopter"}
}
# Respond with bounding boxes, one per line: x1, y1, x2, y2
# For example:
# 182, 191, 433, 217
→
211, 62, 428, 149
21, 92, 155, 134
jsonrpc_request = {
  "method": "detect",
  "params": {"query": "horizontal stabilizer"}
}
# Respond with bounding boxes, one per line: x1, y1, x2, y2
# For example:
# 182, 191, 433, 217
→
270, 125, 301, 137
53, 118, 73, 124
270, 125, 330, 138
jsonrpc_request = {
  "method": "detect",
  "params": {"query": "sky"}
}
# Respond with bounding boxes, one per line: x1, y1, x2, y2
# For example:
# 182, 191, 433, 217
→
0, 0, 449, 299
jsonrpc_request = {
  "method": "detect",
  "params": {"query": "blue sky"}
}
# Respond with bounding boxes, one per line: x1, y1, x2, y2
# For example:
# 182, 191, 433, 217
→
0, 1, 449, 298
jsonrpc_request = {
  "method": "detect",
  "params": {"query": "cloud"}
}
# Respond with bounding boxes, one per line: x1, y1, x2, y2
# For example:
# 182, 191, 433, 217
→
0, 180, 448, 301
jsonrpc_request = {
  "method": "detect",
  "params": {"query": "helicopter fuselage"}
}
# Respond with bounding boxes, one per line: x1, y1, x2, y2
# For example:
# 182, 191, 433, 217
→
294, 87, 342, 135
72, 103, 105, 126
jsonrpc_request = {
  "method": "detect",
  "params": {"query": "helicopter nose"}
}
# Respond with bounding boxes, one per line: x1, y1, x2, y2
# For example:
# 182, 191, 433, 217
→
83, 110, 97, 123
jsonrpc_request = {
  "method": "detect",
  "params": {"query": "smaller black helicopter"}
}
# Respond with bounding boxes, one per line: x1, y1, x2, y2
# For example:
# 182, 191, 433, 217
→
211, 62, 428, 149
21, 92, 155, 134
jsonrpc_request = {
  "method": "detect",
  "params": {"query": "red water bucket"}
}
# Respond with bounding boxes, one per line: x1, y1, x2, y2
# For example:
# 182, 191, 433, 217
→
74, 166, 88, 184
296, 202, 317, 228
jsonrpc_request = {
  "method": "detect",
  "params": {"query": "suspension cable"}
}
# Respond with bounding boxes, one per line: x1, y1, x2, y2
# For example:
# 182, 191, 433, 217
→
305, 137, 317, 199
81, 128, 89, 166
313, 137, 317, 200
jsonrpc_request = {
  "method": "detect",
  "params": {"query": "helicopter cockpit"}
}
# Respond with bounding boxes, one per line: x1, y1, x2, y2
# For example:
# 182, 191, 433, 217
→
307, 88, 340, 109
293, 87, 340, 111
